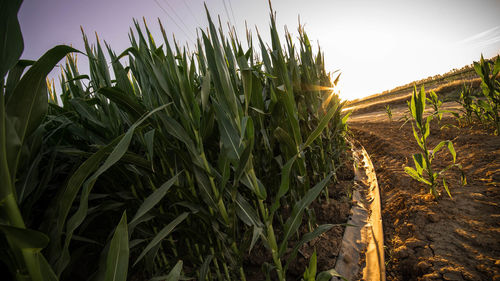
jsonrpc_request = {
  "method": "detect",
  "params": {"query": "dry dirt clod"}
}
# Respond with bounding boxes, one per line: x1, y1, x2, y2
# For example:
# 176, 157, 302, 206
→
393, 245, 413, 259
419, 271, 441, 280
442, 271, 464, 281
416, 260, 432, 273
404, 237, 426, 249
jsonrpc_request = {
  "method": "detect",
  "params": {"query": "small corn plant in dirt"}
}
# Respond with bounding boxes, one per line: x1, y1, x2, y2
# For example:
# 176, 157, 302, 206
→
398, 100, 412, 129
385, 105, 393, 122
404, 86, 466, 200
302, 250, 346, 281
456, 84, 482, 126
427, 90, 443, 123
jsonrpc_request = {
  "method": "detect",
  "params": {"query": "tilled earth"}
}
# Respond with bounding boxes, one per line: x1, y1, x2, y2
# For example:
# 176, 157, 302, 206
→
349, 112, 500, 281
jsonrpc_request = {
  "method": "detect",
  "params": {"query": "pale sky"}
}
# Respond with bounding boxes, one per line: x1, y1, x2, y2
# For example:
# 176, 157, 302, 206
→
18, 0, 500, 100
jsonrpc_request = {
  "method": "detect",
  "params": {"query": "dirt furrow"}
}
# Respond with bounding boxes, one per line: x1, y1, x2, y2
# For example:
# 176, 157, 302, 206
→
349, 117, 500, 281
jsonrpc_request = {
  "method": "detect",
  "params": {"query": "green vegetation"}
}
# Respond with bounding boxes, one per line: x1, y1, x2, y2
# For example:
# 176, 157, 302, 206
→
404, 86, 465, 200
302, 249, 345, 281
426, 90, 443, 123
454, 55, 500, 134
385, 105, 392, 121
471, 55, 500, 134
1, 1, 349, 280
457, 84, 476, 125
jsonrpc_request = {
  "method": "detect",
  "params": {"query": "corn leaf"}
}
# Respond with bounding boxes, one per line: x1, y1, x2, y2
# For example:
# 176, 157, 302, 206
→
130, 172, 182, 226
0, 0, 23, 79
442, 178, 452, 199
133, 212, 189, 266
102, 212, 129, 281
404, 167, 431, 185
303, 101, 340, 149
279, 172, 333, 256
412, 153, 425, 175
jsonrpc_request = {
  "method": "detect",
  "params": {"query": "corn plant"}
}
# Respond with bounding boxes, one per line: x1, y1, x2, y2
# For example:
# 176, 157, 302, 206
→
404, 86, 465, 200
426, 90, 443, 123
458, 84, 474, 124
302, 250, 345, 281
473, 55, 500, 134
385, 105, 392, 121
397, 100, 412, 129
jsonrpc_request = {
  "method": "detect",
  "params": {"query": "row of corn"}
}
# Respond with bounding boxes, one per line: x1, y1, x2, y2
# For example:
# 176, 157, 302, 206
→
1, 1, 349, 280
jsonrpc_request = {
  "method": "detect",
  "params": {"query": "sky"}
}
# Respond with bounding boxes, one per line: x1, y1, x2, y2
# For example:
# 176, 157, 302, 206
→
18, 0, 500, 101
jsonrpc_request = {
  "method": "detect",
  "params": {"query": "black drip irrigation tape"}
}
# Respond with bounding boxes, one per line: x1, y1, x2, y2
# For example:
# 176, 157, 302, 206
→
332, 140, 385, 281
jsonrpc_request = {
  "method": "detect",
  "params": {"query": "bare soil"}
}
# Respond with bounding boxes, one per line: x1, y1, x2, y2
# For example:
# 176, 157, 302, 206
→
349, 112, 500, 281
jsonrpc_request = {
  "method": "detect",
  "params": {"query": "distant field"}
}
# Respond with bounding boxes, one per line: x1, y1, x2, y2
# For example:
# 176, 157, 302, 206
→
345, 59, 493, 114
345, 77, 482, 115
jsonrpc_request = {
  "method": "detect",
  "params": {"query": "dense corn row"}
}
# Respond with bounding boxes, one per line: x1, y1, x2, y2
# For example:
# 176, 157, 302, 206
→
1, 2, 348, 280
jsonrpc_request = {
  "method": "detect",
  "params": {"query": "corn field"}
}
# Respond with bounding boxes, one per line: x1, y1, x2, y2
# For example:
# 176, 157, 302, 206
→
1, 1, 349, 280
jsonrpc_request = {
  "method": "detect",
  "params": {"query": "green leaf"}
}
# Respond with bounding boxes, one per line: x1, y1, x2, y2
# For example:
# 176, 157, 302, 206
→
130, 172, 182, 226
165, 260, 183, 281
411, 123, 423, 150
133, 212, 189, 266
201, 71, 211, 112
5, 60, 34, 103
68, 98, 106, 128
57, 104, 169, 274
0, 224, 59, 281
419, 85, 426, 120
144, 129, 155, 161
410, 86, 418, 120
0, 224, 49, 249
303, 99, 340, 149
235, 192, 263, 250
161, 115, 197, 157
102, 212, 129, 281
303, 249, 317, 281
5, 45, 77, 181
423, 116, 432, 139
446, 140, 456, 163
51, 137, 121, 248
98, 86, 146, 120
316, 269, 347, 281
148, 260, 183, 281
270, 155, 297, 215
199, 255, 213, 281
0, 0, 23, 79
442, 178, 452, 199
285, 224, 335, 270
404, 167, 431, 185
7, 45, 78, 139
279, 172, 333, 256
274, 127, 296, 155
461, 169, 467, 186
213, 100, 242, 161
432, 140, 448, 160
412, 153, 425, 174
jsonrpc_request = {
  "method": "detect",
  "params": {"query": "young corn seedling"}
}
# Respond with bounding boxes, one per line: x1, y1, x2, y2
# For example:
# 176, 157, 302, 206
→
398, 100, 412, 129
427, 90, 443, 123
404, 86, 466, 200
302, 250, 346, 281
385, 105, 392, 122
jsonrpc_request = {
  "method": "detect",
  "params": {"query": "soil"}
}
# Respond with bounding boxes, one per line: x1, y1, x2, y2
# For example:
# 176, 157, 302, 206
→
349, 108, 500, 281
